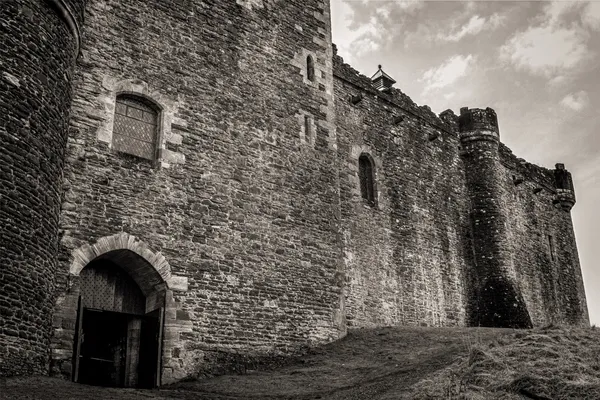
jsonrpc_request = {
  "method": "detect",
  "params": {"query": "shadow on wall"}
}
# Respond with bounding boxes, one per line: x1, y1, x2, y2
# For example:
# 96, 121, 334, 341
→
473, 276, 533, 329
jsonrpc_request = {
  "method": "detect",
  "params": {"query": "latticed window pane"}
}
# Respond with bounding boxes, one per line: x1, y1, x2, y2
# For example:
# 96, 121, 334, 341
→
112, 96, 158, 160
359, 155, 375, 205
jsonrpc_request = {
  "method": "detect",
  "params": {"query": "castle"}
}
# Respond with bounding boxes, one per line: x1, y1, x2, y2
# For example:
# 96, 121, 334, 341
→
0, 0, 589, 388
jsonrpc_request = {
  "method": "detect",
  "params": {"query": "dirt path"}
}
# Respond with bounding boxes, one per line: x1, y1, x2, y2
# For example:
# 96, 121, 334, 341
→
1, 327, 509, 400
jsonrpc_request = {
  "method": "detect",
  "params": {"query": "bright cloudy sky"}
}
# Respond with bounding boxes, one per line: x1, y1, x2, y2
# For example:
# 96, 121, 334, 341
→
331, 0, 600, 325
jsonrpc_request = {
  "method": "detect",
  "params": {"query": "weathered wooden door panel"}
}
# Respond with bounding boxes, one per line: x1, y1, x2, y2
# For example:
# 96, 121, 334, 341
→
138, 307, 164, 388
80, 260, 144, 315
73, 296, 84, 383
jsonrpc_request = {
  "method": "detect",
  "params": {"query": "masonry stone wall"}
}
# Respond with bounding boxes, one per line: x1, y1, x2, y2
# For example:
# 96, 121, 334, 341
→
331, 52, 588, 330
0, 0, 589, 383
0, 0, 83, 377
333, 56, 472, 328
51, 0, 345, 383
497, 145, 589, 326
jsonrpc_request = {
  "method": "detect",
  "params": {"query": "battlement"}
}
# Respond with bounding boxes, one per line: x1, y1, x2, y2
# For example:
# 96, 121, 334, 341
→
458, 107, 500, 145
332, 52, 455, 135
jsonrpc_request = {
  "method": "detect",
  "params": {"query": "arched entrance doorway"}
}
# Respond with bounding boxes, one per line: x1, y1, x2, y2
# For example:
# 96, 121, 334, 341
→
50, 232, 189, 386
72, 249, 166, 388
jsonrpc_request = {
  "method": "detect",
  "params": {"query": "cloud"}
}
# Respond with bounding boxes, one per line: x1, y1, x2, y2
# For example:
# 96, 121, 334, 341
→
440, 13, 505, 42
499, 1, 594, 78
350, 32, 381, 58
583, 1, 600, 30
548, 75, 568, 87
544, 1, 582, 25
500, 25, 588, 77
332, 0, 426, 60
420, 54, 475, 93
560, 91, 590, 111
444, 92, 456, 100
382, 0, 424, 13
331, 2, 380, 61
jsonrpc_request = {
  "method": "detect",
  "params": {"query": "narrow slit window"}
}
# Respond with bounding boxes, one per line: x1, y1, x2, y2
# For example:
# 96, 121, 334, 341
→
359, 154, 376, 206
307, 55, 315, 82
113, 95, 159, 160
304, 115, 312, 143
548, 235, 555, 261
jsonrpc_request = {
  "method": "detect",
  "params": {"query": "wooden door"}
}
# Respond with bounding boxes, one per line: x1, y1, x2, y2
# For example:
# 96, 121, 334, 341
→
138, 307, 164, 388
73, 296, 84, 382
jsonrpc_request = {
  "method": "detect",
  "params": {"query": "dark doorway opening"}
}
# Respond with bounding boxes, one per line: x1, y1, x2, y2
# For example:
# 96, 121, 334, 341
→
72, 255, 164, 388
78, 309, 129, 387
139, 308, 164, 388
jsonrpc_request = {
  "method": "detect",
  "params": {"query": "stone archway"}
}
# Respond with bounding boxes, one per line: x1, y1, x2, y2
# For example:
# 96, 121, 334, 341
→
69, 232, 187, 293
51, 233, 189, 386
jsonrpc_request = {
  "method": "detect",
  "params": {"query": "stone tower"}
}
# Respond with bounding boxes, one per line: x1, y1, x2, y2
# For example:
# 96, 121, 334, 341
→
458, 107, 532, 328
45, 0, 344, 383
0, 0, 85, 375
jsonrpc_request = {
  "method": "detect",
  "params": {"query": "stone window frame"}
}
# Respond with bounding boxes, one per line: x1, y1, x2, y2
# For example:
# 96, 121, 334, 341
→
547, 234, 556, 262
297, 110, 317, 147
358, 153, 377, 207
112, 94, 162, 161
350, 145, 385, 210
96, 78, 185, 168
292, 49, 321, 87
307, 55, 316, 82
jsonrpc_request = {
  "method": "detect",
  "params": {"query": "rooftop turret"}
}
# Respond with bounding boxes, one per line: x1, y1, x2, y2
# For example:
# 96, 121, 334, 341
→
553, 163, 576, 211
371, 65, 396, 91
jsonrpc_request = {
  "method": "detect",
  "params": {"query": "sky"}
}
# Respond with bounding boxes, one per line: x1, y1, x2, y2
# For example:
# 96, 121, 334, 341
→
330, 0, 600, 325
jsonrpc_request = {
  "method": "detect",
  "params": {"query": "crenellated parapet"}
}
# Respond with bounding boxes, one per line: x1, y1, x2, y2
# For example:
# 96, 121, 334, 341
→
458, 107, 499, 143
332, 52, 456, 135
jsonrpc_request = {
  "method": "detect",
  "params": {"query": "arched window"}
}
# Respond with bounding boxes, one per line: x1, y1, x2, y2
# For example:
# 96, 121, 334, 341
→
112, 95, 159, 160
358, 154, 376, 206
307, 55, 315, 82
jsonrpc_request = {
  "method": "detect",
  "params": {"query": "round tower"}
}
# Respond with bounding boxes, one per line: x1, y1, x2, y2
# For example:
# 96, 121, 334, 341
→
459, 107, 532, 329
0, 0, 84, 376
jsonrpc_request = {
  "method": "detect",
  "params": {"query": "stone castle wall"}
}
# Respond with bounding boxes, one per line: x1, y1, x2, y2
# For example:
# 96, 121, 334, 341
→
51, 0, 345, 382
0, 0, 588, 382
333, 56, 472, 328
331, 53, 588, 330
497, 145, 588, 326
0, 0, 84, 376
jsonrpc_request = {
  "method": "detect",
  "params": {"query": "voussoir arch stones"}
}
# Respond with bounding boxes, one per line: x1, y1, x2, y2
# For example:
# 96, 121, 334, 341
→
69, 232, 188, 295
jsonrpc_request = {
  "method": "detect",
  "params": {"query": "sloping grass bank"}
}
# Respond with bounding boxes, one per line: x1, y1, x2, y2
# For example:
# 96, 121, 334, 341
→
403, 325, 600, 400
4, 326, 599, 399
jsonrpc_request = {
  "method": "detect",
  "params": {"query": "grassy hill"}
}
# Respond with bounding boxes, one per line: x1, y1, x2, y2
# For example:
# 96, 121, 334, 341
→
3, 326, 599, 399
402, 325, 600, 400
